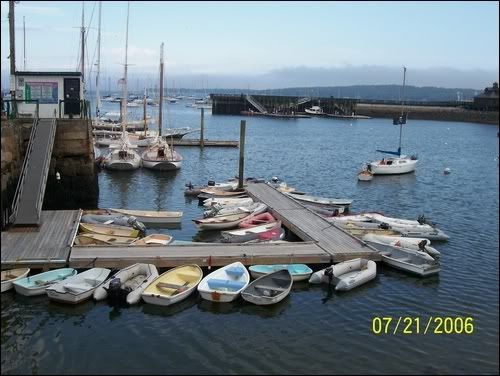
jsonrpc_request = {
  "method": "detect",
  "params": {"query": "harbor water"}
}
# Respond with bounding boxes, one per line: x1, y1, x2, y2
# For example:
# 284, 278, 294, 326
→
1, 102, 499, 374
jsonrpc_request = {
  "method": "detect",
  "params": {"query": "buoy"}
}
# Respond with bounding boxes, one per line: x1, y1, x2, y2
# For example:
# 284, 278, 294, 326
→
444, 168, 451, 174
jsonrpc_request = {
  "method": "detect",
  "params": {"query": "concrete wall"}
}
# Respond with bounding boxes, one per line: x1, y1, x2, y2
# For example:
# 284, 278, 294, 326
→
0, 118, 98, 229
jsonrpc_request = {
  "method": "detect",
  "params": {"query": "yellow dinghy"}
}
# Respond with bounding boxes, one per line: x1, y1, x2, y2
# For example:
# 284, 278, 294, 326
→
79, 223, 140, 238
141, 264, 203, 306
107, 208, 183, 225
1, 268, 30, 292
74, 233, 137, 246
131, 234, 173, 246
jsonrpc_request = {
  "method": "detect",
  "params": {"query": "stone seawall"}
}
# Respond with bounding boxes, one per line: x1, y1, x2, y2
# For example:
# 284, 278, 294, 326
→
356, 104, 499, 125
0, 118, 98, 229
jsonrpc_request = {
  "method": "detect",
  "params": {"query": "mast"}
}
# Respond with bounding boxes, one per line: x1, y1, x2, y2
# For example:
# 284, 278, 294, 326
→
158, 42, 164, 137
81, 2, 85, 92
8, 1, 16, 113
23, 16, 26, 70
121, 1, 130, 133
398, 66, 407, 156
95, 1, 102, 117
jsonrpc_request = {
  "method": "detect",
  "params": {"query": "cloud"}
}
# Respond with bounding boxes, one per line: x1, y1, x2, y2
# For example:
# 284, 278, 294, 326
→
17, 5, 64, 17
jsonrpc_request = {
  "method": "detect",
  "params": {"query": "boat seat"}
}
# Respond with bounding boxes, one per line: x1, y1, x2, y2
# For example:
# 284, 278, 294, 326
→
207, 278, 246, 291
254, 284, 287, 292
63, 283, 87, 293
176, 271, 200, 281
398, 258, 411, 263
225, 267, 245, 278
84, 278, 99, 286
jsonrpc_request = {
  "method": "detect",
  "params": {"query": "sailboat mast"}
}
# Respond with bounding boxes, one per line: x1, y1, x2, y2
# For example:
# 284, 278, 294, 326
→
158, 42, 164, 137
81, 2, 85, 92
398, 66, 407, 155
121, 1, 130, 132
95, 1, 102, 117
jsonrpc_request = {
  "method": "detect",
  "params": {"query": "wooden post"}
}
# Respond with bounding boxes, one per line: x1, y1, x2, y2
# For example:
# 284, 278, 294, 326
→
200, 107, 205, 148
238, 120, 246, 189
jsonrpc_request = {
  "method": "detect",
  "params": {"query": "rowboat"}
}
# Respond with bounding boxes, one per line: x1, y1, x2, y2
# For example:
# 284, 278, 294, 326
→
107, 208, 183, 225
308, 259, 377, 291
74, 233, 137, 246
239, 212, 276, 228
241, 269, 293, 305
362, 233, 440, 258
357, 168, 374, 181
248, 264, 313, 282
197, 262, 250, 302
331, 221, 401, 237
193, 212, 250, 231
202, 197, 254, 208
142, 264, 203, 306
46, 268, 111, 304
80, 213, 146, 232
199, 188, 247, 197
13, 268, 78, 296
203, 201, 260, 218
94, 263, 159, 305
79, 223, 140, 238
1, 268, 30, 293
285, 192, 353, 210
221, 221, 281, 243
131, 234, 173, 246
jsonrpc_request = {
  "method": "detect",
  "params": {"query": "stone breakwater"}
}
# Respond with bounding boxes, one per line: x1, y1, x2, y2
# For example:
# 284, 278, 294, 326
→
356, 103, 499, 125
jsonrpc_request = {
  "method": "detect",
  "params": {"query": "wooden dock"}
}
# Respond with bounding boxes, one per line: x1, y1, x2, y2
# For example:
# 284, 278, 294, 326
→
1, 210, 80, 269
246, 183, 381, 261
173, 139, 239, 147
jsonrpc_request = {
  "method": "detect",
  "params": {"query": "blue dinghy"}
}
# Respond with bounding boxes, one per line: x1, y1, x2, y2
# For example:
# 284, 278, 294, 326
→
13, 268, 78, 297
249, 264, 312, 281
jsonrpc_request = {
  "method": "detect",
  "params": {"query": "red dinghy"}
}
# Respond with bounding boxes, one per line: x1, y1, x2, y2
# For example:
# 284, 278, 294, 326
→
239, 212, 276, 228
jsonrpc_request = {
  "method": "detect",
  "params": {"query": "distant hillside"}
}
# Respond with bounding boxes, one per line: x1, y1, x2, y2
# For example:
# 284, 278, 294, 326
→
204, 85, 479, 102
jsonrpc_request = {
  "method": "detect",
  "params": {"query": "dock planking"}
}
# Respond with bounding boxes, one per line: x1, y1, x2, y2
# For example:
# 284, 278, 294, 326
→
1, 210, 80, 269
246, 183, 381, 261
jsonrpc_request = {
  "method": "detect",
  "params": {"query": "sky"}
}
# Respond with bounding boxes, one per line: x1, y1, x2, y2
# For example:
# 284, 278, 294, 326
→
1, 1, 499, 90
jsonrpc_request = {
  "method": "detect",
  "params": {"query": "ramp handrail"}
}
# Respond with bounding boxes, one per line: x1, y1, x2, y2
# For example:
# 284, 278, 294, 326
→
297, 97, 311, 105
9, 117, 39, 224
245, 95, 268, 114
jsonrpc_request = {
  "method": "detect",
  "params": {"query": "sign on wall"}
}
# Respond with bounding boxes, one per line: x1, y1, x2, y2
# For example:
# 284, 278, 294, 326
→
25, 81, 58, 104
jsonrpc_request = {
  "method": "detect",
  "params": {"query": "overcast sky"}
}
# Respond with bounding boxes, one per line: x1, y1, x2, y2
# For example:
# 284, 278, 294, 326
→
1, 1, 498, 90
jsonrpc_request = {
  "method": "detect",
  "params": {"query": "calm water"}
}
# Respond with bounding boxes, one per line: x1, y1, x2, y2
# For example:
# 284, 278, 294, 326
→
2, 101, 499, 374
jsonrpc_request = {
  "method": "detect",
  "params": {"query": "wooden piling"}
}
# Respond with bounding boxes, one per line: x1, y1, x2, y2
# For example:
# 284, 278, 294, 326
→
238, 120, 246, 189
200, 107, 205, 148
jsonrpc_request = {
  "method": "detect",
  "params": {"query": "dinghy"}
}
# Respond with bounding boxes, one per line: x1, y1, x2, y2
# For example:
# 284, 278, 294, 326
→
221, 221, 281, 243
362, 233, 440, 258
241, 269, 293, 305
131, 234, 173, 246
81, 213, 146, 232
285, 192, 353, 210
1, 268, 30, 293
107, 208, 183, 225
13, 268, 77, 296
308, 259, 377, 291
199, 187, 247, 197
94, 264, 158, 305
203, 201, 256, 218
248, 264, 313, 282
79, 223, 141, 238
197, 262, 250, 302
239, 212, 276, 228
379, 247, 440, 277
202, 197, 253, 208
46, 268, 111, 304
193, 212, 250, 231
363, 237, 436, 262
142, 264, 203, 306
331, 221, 401, 237
74, 233, 137, 246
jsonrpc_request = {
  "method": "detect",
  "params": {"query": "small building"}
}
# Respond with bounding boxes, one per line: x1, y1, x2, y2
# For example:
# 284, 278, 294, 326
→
13, 71, 84, 118
473, 82, 499, 111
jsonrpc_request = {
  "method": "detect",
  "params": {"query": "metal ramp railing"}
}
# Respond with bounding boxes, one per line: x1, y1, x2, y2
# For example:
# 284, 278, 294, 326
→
245, 95, 268, 114
297, 97, 312, 105
9, 118, 57, 227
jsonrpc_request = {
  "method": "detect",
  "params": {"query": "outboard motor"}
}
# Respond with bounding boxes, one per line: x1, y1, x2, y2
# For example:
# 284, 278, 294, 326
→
379, 222, 391, 230
207, 180, 216, 187
324, 266, 334, 287
105, 278, 125, 301
418, 239, 429, 252
185, 182, 194, 190
127, 216, 147, 234
271, 176, 279, 183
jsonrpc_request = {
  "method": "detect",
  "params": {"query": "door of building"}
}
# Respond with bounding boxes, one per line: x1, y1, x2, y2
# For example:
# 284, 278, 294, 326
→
64, 78, 81, 116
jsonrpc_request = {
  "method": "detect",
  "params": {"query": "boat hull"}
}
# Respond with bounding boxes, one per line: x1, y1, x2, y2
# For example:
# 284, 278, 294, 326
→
13, 268, 77, 296
141, 158, 182, 170
369, 158, 417, 175
308, 259, 377, 291
1, 268, 30, 293
249, 264, 312, 282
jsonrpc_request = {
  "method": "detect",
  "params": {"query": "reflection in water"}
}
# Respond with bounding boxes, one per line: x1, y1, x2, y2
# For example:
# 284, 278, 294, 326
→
142, 294, 198, 317
239, 296, 290, 318
197, 298, 241, 315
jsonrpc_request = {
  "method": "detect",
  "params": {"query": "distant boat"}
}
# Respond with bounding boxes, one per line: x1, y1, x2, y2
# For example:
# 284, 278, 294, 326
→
357, 168, 373, 181
1, 268, 30, 293
13, 268, 78, 296
197, 262, 250, 303
142, 264, 203, 306
241, 269, 293, 306
304, 105, 324, 115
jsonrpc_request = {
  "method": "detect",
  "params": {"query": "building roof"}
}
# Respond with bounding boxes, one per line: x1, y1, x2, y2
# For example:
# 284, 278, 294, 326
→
15, 71, 82, 77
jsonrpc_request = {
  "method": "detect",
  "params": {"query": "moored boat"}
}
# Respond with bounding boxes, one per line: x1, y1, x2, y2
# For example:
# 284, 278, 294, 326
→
94, 263, 159, 304
107, 208, 183, 225
74, 233, 138, 246
239, 212, 276, 228
202, 197, 253, 208
13, 268, 78, 296
241, 269, 293, 305
221, 221, 282, 243
357, 168, 374, 181
285, 192, 353, 210
248, 264, 313, 282
79, 222, 141, 238
141, 264, 203, 306
362, 233, 440, 258
379, 246, 440, 277
46, 268, 111, 304
193, 212, 250, 231
197, 262, 250, 303
308, 258, 377, 291
1, 268, 30, 293
131, 234, 173, 246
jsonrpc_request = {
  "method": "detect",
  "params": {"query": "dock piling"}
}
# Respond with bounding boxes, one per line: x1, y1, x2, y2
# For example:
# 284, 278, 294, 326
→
200, 108, 205, 148
238, 120, 246, 189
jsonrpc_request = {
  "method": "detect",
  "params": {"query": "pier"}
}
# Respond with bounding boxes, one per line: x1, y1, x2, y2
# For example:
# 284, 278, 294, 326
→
173, 139, 239, 147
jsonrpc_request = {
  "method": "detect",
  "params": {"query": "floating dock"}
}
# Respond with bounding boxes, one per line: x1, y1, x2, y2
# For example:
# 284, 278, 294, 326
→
1, 184, 380, 270
173, 139, 239, 147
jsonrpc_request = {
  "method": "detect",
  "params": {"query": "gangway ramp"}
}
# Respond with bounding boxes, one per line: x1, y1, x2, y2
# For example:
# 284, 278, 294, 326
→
245, 95, 268, 114
10, 118, 57, 227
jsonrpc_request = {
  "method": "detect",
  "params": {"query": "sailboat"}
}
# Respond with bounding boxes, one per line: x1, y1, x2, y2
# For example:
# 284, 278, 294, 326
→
367, 67, 418, 175
102, 2, 141, 171
141, 43, 183, 171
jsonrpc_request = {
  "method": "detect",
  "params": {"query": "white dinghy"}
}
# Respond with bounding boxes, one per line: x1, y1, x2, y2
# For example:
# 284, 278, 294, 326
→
94, 263, 159, 305
362, 233, 440, 258
197, 262, 250, 303
46, 268, 111, 304
308, 258, 377, 291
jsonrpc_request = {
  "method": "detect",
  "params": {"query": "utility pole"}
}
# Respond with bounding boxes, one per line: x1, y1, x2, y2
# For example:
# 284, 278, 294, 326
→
9, 1, 17, 112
